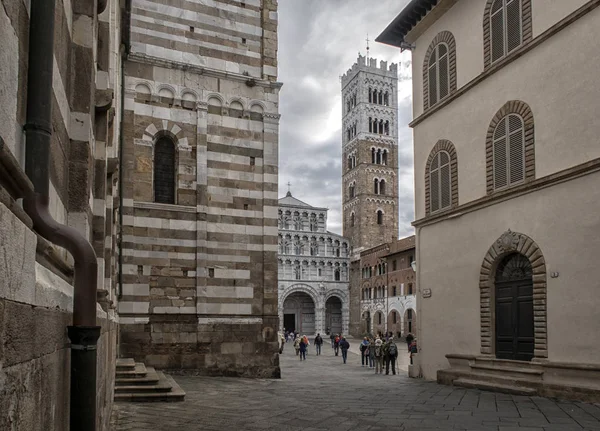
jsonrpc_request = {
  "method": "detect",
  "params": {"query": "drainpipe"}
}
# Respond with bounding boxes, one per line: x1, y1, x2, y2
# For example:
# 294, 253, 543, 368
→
23, 0, 100, 429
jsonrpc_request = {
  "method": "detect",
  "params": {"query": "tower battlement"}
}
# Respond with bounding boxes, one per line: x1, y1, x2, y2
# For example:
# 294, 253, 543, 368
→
342, 54, 398, 89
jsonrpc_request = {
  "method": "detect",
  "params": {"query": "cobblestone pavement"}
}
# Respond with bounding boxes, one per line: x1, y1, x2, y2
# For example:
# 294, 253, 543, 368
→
112, 342, 600, 431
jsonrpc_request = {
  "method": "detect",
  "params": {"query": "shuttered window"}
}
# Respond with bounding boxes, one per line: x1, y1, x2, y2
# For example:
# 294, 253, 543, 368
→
491, 0, 522, 63
429, 151, 451, 213
427, 43, 450, 108
154, 137, 176, 204
493, 114, 525, 190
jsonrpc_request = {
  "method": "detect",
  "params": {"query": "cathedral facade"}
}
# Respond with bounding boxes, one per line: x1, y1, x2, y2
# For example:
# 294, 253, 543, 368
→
277, 192, 350, 335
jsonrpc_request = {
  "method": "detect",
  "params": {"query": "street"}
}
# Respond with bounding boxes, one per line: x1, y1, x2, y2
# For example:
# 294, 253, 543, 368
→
111, 341, 600, 430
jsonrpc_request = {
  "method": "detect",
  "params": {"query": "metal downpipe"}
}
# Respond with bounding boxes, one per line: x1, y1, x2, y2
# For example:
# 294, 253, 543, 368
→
23, 0, 100, 429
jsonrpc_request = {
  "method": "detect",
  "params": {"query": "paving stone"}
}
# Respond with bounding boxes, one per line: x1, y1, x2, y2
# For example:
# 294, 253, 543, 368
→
112, 345, 600, 430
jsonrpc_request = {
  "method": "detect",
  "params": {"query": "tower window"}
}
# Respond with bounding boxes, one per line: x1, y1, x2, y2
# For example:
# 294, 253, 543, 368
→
376, 210, 383, 225
154, 137, 176, 204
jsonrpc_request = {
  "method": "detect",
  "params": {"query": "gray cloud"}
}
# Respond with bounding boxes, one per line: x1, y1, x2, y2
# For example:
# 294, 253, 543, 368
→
278, 0, 414, 237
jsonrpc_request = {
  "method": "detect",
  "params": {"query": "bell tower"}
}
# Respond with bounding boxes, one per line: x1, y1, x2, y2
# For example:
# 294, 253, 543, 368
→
341, 54, 399, 257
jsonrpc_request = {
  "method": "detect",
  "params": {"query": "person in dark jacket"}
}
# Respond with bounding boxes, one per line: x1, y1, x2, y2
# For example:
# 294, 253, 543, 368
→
359, 337, 370, 367
383, 337, 399, 375
405, 333, 414, 351
330, 333, 335, 348
299, 337, 307, 361
339, 337, 350, 364
314, 333, 323, 356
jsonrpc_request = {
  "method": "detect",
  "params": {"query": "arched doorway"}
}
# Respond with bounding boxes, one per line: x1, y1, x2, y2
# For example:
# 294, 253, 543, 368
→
404, 309, 416, 335
283, 292, 315, 334
373, 311, 385, 336
362, 311, 371, 334
387, 310, 401, 337
495, 253, 534, 361
325, 296, 342, 335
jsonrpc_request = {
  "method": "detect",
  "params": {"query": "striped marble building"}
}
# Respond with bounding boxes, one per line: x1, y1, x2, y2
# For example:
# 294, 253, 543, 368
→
118, 0, 281, 377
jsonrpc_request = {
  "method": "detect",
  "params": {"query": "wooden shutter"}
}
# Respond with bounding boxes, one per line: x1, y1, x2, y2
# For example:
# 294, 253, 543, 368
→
438, 44, 449, 100
440, 152, 451, 209
491, 0, 505, 62
506, 0, 522, 53
493, 118, 508, 189
154, 137, 176, 204
430, 153, 440, 212
428, 50, 438, 107
508, 114, 525, 184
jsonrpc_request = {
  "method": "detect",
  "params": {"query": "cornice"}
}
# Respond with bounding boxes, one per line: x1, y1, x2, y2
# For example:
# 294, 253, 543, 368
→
413, 158, 600, 228
127, 52, 284, 89
409, 0, 600, 128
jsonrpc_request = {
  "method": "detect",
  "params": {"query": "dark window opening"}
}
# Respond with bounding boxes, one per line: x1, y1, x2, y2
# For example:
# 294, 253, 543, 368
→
250, 156, 255, 166
154, 137, 176, 204
209, 268, 215, 278
243, 204, 249, 210
377, 210, 383, 225
408, 283, 413, 295
190, 26, 194, 32
242, 37, 246, 44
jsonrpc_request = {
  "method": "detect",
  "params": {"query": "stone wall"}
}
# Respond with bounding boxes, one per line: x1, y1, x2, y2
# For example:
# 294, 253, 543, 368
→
0, 0, 122, 426
118, 0, 282, 377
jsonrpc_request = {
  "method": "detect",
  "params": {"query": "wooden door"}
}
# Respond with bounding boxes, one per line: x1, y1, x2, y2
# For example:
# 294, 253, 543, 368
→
495, 254, 534, 361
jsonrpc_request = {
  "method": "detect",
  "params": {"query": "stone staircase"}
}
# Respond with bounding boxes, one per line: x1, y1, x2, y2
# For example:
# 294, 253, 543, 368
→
114, 358, 185, 402
438, 354, 600, 402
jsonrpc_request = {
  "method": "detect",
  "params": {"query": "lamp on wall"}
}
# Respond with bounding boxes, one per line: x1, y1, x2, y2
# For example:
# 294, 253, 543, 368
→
410, 261, 416, 272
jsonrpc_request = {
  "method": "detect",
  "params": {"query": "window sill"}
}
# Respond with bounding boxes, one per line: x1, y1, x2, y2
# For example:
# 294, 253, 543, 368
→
133, 201, 196, 213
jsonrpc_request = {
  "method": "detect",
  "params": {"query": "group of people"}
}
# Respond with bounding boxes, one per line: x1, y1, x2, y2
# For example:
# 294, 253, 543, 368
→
283, 328, 417, 373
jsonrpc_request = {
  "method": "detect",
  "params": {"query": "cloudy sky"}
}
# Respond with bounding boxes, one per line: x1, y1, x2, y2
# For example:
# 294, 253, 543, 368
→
277, 0, 415, 238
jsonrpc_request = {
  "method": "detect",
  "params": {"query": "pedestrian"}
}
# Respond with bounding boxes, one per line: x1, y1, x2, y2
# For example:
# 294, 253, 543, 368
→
405, 333, 414, 351
302, 334, 310, 355
330, 333, 335, 348
384, 336, 399, 375
294, 335, 301, 356
299, 336, 307, 361
314, 333, 323, 356
279, 332, 285, 354
368, 337, 375, 368
360, 337, 370, 367
373, 337, 384, 374
339, 337, 350, 364
334, 334, 340, 356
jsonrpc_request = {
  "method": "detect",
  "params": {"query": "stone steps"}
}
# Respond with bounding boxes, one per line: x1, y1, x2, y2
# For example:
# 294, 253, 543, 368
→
114, 359, 185, 402
471, 363, 544, 380
453, 377, 537, 396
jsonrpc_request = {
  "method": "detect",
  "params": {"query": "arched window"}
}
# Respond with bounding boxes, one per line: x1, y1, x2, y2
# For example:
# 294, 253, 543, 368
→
484, 0, 531, 67
384, 121, 390, 135
349, 183, 355, 199
423, 31, 457, 110
380, 179, 386, 195
378, 313, 382, 325
368, 88, 372, 103
379, 119, 384, 135
154, 137, 176, 204
429, 151, 451, 213
486, 101, 535, 194
350, 212, 355, 227
384, 92, 389, 106
425, 140, 458, 215
371, 148, 376, 164
368, 117, 373, 133
492, 113, 525, 189
334, 269, 340, 281
382, 150, 388, 165
373, 178, 379, 194
376, 149, 382, 165
378, 91, 383, 105
376, 210, 383, 225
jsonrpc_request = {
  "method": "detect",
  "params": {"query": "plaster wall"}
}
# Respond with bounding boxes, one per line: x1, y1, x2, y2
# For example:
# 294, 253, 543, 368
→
413, 7, 600, 219
417, 171, 600, 380
411, 0, 594, 119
